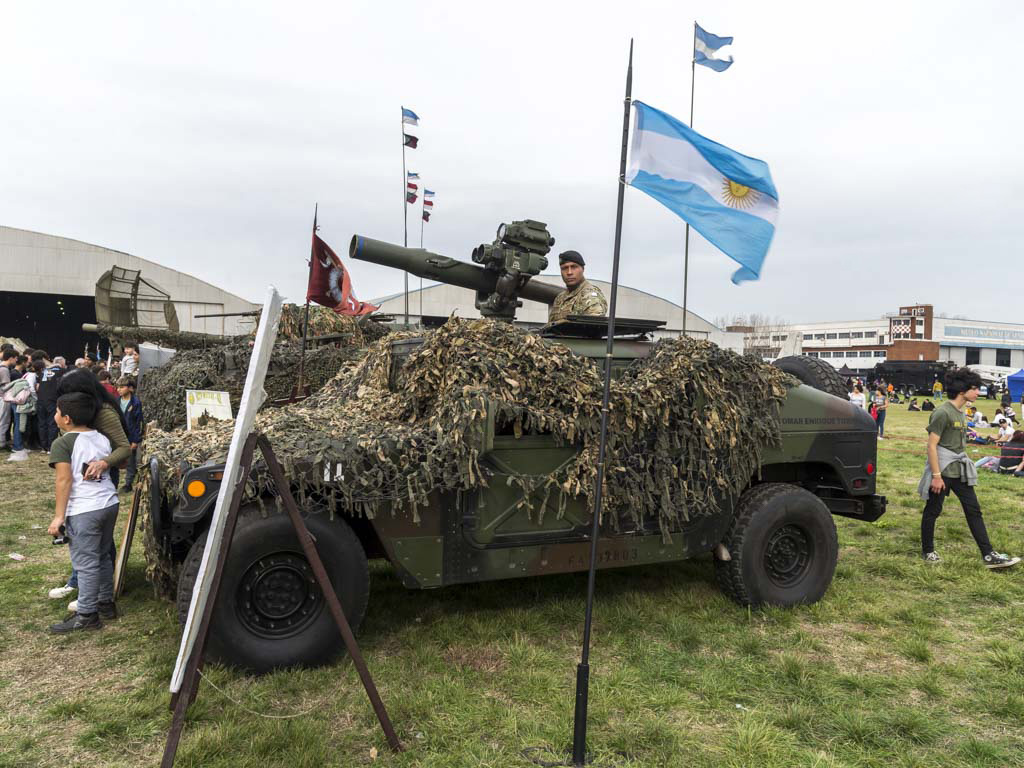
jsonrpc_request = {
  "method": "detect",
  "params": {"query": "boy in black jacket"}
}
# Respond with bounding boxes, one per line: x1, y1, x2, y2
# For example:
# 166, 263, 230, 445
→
116, 377, 144, 492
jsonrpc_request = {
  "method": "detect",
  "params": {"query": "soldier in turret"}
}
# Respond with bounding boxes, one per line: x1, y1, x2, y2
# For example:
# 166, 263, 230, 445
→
548, 250, 607, 323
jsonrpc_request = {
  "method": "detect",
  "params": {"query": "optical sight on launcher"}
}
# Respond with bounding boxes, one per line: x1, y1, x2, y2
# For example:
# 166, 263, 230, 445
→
350, 219, 561, 322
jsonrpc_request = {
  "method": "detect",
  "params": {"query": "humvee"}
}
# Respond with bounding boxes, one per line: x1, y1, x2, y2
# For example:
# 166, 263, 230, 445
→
148, 221, 885, 673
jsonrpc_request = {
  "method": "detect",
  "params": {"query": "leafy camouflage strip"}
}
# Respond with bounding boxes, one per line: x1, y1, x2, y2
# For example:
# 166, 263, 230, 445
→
140, 318, 792, 597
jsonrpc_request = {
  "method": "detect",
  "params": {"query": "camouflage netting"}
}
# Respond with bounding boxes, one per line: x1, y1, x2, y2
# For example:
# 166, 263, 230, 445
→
140, 317, 794, 598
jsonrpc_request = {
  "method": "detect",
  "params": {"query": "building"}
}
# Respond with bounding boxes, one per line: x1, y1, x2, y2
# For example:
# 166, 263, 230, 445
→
789, 304, 1024, 370
0, 226, 259, 359
372, 277, 743, 350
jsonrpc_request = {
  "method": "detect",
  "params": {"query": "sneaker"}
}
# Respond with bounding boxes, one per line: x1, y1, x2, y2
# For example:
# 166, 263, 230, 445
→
48, 612, 102, 634
984, 552, 1021, 569
48, 585, 76, 599
6, 449, 29, 462
922, 551, 941, 563
98, 601, 119, 621
67, 599, 78, 612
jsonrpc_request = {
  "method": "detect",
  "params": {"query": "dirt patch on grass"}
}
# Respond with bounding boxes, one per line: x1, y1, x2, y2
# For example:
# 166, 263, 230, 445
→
442, 644, 506, 674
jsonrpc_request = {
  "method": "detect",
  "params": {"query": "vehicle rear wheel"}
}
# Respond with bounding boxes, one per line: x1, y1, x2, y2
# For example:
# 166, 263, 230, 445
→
715, 483, 838, 607
176, 507, 369, 674
772, 355, 848, 399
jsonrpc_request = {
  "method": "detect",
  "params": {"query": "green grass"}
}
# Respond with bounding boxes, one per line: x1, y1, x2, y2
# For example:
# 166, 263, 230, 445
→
1, 401, 1023, 767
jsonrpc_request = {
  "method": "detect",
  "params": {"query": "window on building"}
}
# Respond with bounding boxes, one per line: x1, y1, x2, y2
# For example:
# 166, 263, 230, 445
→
838, 332, 850, 339
803, 334, 813, 341
997, 348, 1011, 367
771, 335, 788, 342
966, 348, 981, 366
814, 334, 825, 340
874, 350, 886, 357
851, 332, 864, 338
825, 333, 837, 339
807, 352, 819, 357
819, 351, 831, 358
878, 335, 885, 344
860, 351, 873, 358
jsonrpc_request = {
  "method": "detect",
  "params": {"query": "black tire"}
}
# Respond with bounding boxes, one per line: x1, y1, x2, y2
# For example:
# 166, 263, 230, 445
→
176, 507, 369, 674
772, 355, 847, 399
715, 483, 838, 607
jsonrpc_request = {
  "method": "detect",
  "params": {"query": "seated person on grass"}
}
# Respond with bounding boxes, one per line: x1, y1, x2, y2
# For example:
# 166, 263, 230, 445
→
45, 392, 121, 633
908, 398, 921, 411
998, 431, 1024, 476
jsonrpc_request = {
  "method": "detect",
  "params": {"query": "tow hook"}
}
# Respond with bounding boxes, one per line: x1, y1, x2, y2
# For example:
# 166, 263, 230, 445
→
714, 543, 732, 561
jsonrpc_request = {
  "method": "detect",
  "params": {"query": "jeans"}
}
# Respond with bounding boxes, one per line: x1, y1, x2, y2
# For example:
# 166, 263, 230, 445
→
921, 476, 993, 556
65, 502, 119, 614
11, 416, 23, 451
123, 447, 137, 488
0, 402, 11, 446
37, 400, 58, 450
875, 409, 886, 437
66, 540, 117, 589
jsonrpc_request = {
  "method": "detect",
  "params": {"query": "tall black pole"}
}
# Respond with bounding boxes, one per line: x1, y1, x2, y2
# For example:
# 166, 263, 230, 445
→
401, 108, 410, 327
571, 38, 633, 768
682, 21, 696, 338
295, 203, 317, 399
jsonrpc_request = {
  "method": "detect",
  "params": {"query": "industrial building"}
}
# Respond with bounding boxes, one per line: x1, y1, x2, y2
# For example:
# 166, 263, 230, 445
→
371, 277, 743, 350
0, 226, 259, 358
789, 304, 1024, 370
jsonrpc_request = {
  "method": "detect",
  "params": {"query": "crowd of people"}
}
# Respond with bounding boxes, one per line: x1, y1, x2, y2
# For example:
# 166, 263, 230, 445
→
1, 341, 144, 633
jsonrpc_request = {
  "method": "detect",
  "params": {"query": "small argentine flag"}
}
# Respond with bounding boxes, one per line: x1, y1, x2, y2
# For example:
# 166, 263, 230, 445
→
694, 23, 733, 72
402, 107, 419, 125
626, 101, 778, 284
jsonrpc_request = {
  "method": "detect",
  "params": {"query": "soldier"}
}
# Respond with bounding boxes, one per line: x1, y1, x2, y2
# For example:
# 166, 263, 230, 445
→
548, 250, 607, 323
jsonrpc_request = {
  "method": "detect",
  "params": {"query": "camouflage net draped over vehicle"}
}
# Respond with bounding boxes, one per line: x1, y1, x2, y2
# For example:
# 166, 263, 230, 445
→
140, 318, 793, 597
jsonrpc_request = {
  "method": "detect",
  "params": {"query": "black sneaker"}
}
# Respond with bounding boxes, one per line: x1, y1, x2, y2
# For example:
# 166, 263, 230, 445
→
984, 552, 1021, 569
98, 601, 119, 620
48, 612, 103, 634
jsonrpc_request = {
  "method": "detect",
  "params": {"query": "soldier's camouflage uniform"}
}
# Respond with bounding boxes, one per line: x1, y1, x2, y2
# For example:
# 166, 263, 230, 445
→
548, 279, 607, 323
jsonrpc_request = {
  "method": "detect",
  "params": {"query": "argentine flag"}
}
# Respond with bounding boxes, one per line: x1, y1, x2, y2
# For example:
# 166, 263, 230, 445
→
626, 101, 778, 283
694, 24, 733, 72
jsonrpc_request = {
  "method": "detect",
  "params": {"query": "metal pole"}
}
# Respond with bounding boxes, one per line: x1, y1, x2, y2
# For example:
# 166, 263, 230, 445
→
401, 108, 409, 327
682, 21, 696, 338
419, 205, 425, 327
295, 204, 317, 400
571, 37, 633, 768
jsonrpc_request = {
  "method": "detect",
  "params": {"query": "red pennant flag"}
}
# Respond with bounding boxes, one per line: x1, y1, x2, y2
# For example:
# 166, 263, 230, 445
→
406, 191, 417, 204
407, 182, 418, 191
422, 210, 431, 222
307, 234, 379, 316
403, 133, 418, 148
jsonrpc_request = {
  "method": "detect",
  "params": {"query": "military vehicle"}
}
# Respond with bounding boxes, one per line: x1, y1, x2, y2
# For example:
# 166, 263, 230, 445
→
150, 220, 886, 673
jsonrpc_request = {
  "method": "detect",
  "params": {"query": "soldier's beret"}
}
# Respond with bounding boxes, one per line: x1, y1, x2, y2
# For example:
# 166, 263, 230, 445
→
559, 250, 585, 267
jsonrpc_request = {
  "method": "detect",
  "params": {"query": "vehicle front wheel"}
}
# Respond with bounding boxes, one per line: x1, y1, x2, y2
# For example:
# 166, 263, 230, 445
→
715, 483, 838, 607
176, 507, 369, 674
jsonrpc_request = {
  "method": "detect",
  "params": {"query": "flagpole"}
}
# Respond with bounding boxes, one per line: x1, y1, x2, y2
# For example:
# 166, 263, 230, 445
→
295, 203, 317, 400
571, 37, 633, 768
682, 21, 696, 338
419, 197, 425, 328
401, 108, 410, 327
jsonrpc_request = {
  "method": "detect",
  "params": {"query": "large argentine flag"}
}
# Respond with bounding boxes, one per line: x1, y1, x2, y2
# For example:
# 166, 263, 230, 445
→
626, 101, 778, 284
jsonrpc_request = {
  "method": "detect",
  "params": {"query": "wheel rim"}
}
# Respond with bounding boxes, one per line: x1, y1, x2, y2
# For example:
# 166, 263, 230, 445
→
236, 552, 323, 638
763, 524, 812, 588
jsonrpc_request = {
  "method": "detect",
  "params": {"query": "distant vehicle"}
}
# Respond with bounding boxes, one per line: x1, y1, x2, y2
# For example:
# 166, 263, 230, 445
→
966, 364, 1016, 387
870, 360, 956, 395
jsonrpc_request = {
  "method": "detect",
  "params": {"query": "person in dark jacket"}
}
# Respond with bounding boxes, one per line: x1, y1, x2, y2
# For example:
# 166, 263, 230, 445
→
116, 377, 144, 491
36, 356, 66, 451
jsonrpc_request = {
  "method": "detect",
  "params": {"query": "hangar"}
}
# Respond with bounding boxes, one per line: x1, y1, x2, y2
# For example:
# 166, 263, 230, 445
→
0, 226, 259, 359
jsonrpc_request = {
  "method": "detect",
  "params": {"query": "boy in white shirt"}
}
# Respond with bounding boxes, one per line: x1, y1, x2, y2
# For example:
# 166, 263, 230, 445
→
46, 392, 120, 633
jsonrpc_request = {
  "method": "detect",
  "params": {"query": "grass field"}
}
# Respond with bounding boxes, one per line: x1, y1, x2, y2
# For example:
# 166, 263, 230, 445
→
1, 400, 1023, 767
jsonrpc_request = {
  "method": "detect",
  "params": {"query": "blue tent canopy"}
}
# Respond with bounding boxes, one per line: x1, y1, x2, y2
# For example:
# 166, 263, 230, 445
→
1007, 369, 1024, 401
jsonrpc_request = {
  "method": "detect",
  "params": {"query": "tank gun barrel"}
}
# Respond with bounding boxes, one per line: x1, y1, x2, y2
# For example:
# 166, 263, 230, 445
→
349, 235, 562, 308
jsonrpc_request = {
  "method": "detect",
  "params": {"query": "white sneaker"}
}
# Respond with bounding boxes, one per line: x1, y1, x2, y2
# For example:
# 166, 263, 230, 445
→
6, 449, 29, 462
49, 585, 76, 599
67, 599, 78, 612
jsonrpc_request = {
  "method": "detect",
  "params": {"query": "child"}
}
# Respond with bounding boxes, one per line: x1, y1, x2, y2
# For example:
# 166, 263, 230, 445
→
46, 392, 120, 632
918, 368, 1019, 569
116, 377, 144, 492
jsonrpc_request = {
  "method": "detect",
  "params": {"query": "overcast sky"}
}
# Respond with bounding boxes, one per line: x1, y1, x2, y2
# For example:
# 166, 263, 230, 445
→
3, 1, 1022, 326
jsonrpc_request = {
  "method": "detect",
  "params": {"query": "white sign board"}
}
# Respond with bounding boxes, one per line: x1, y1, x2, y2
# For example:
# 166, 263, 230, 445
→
170, 287, 282, 693
185, 390, 233, 431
